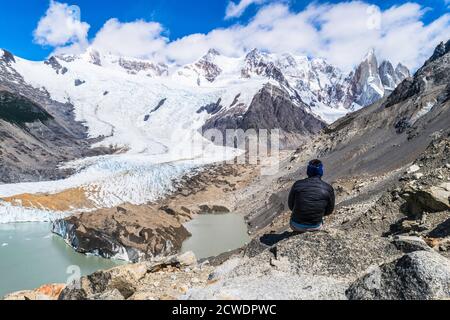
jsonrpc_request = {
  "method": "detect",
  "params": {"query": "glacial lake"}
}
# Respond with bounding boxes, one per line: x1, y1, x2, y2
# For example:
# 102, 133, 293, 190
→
181, 213, 251, 260
0, 222, 125, 298
0, 214, 251, 297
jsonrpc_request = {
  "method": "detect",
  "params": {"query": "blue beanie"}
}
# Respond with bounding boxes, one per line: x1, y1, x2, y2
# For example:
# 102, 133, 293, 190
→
307, 160, 324, 178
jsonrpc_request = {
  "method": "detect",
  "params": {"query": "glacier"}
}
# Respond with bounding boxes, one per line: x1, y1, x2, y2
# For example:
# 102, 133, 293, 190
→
0, 47, 409, 223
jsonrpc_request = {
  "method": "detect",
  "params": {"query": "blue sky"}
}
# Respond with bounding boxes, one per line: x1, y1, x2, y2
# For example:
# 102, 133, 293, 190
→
0, 0, 449, 69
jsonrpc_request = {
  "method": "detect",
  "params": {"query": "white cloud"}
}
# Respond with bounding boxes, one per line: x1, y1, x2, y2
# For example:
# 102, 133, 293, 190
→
165, 2, 450, 71
35, 1, 450, 71
34, 0, 89, 48
91, 19, 168, 60
225, 0, 267, 19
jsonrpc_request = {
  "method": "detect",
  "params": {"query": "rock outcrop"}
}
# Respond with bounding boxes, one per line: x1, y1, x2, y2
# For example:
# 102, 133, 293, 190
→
52, 204, 191, 262
348, 49, 410, 108
184, 229, 401, 300
0, 52, 112, 183
3, 284, 65, 301
58, 251, 207, 300
346, 251, 450, 300
203, 83, 325, 148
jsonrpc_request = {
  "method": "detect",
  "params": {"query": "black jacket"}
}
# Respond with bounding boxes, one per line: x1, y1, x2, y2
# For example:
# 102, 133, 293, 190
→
288, 176, 335, 225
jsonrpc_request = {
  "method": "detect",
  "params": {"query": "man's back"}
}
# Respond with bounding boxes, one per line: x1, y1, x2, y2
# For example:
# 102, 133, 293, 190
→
288, 176, 335, 226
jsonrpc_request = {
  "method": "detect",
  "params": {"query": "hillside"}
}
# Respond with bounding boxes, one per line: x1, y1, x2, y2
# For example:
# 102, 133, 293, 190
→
5, 40, 448, 301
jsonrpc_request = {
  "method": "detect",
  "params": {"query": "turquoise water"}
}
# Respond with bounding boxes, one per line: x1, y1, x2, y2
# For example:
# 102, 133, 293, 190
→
181, 213, 251, 260
0, 222, 125, 298
0, 215, 250, 298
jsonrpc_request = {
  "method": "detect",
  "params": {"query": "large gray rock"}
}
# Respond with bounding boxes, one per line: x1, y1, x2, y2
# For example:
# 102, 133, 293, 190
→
346, 251, 450, 300
185, 229, 400, 300
241, 229, 400, 280
184, 271, 348, 300
52, 204, 191, 263
59, 252, 198, 300
392, 236, 433, 253
401, 182, 450, 214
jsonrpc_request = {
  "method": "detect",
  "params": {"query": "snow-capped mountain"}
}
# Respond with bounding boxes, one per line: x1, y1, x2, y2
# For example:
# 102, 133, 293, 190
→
57, 48, 170, 78
172, 48, 410, 123
0, 46, 410, 220
349, 49, 411, 108
0, 46, 411, 167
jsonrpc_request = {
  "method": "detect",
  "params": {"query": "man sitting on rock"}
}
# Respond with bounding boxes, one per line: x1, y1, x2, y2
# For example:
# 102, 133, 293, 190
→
288, 159, 335, 233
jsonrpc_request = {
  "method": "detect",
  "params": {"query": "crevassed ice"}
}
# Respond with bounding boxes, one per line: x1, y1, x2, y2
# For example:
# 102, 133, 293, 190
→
0, 202, 70, 224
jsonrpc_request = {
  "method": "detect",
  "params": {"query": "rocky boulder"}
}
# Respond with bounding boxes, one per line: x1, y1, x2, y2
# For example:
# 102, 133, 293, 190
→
185, 229, 401, 300
52, 204, 191, 262
256, 229, 400, 280
346, 251, 450, 300
401, 182, 450, 214
59, 252, 198, 300
392, 235, 433, 253
4, 284, 65, 301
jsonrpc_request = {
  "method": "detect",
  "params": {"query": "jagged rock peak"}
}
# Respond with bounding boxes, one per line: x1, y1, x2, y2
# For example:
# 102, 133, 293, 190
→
349, 48, 411, 107
44, 56, 68, 75
378, 60, 410, 90
363, 48, 378, 64
378, 60, 396, 88
205, 48, 220, 57
0, 49, 16, 64
245, 48, 266, 62
395, 63, 410, 79
426, 39, 450, 64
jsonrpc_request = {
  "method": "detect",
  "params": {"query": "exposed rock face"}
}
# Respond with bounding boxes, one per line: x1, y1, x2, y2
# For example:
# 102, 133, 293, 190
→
44, 56, 68, 75
0, 90, 108, 183
5, 41, 449, 301
0, 90, 53, 125
118, 58, 169, 77
196, 98, 222, 115
0, 49, 15, 64
52, 204, 191, 262
395, 63, 411, 81
145, 98, 167, 121
346, 135, 450, 240
179, 49, 223, 85
184, 229, 400, 300
346, 251, 450, 300
393, 236, 433, 253
182, 40, 449, 301
401, 182, 450, 214
0, 51, 114, 183
58, 252, 204, 300
74, 79, 85, 86
425, 39, 450, 65
203, 83, 325, 147
348, 50, 410, 108
177, 48, 410, 122
350, 50, 384, 107
379, 61, 405, 90
242, 49, 289, 86
3, 284, 65, 301
194, 50, 222, 83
